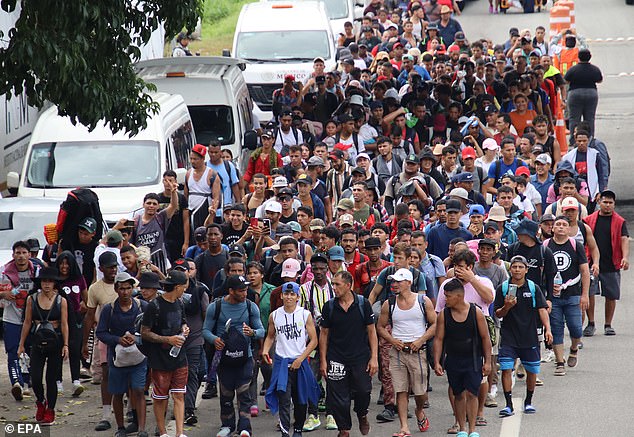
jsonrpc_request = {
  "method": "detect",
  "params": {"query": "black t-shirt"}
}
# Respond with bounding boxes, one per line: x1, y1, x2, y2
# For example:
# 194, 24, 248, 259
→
158, 192, 188, 244
61, 240, 98, 286
320, 296, 374, 366
142, 295, 187, 371
564, 63, 603, 90
279, 211, 298, 224
506, 242, 556, 294
546, 238, 587, 297
222, 222, 247, 247
494, 281, 548, 349
195, 250, 229, 291
593, 215, 629, 273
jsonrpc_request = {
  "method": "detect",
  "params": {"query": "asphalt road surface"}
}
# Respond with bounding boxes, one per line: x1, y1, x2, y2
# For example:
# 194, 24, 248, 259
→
1, 1, 633, 436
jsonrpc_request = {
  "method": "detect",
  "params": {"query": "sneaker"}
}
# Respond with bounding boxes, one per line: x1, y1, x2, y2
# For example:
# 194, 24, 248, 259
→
303, 414, 321, 431
485, 394, 497, 408
239, 431, 251, 437
184, 411, 198, 425
489, 5, 494, 13
375, 408, 396, 422
11, 382, 23, 401
72, 382, 85, 398
23, 387, 32, 397
216, 427, 232, 437
42, 408, 55, 425
490, 384, 498, 397
138, 431, 149, 437
325, 414, 337, 430
95, 419, 112, 431
358, 415, 370, 435
516, 364, 525, 380
535, 377, 544, 386
91, 376, 102, 385
250, 405, 259, 417
115, 428, 127, 437
292, 431, 303, 437
202, 382, 217, 399
80, 367, 92, 379
125, 421, 139, 433
541, 349, 555, 363
583, 324, 596, 337
56, 381, 64, 394
36, 401, 47, 421
554, 364, 566, 376
605, 326, 616, 336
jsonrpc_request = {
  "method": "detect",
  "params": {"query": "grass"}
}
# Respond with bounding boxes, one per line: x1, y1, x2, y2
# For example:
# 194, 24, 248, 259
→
188, 0, 258, 56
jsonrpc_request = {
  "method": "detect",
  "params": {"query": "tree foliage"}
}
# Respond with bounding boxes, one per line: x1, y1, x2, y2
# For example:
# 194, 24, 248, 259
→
0, 0, 202, 135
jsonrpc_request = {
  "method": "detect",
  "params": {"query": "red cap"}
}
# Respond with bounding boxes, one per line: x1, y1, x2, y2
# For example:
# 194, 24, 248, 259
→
192, 144, 207, 157
376, 75, 388, 82
284, 74, 295, 81
515, 166, 530, 177
334, 142, 352, 151
461, 146, 476, 160
448, 45, 460, 53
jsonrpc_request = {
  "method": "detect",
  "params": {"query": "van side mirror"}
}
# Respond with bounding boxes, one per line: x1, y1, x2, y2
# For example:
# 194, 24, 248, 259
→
222, 49, 231, 57
243, 130, 259, 150
174, 168, 187, 186
7, 172, 19, 195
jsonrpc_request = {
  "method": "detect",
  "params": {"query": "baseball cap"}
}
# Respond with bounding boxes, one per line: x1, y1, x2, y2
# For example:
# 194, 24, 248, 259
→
313, 57, 325, 63
427, 22, 438, 31
277, 187, 294, 198
272, 176, 289, 188
173, 258, 191, 271
461, 146, 476, 160
115, 272, 139, 286
288, 221, 301, 233
478, 238, 498, 248
307, 156, 325, 167
484, 221, 500, 232
329, 149, 344, 160
356, 152, 371, 162
361, 25, 372, 33
229, 243, 246, 256
261, 129, 274, 139
98, 251, 118, 268
296, 174, 313, 185
225, 275, 250, 290
309, 218, 326, 231
342, 58, 355, 66
327, 246, 345, 261
282, 282, 300, 295
364, 237, 381, 249
351, 166, 366, 175
561, 197, 579, 210
449, 188, 469, 201
160, 270, 188, 287
405, 153, 420, 164
339, 214, 355, 227
281, 258, 302, 278
515, 166, 530, 177
334, 142, 353, 152
265, 201, 283, 213
78, 217, 97, 234
194, 226, 207, 241
455, 31, 466, 41
535, 153, 552, 165
540, 213, 555, 223
106, 230, 124, 245
448, 45, 460, 53
445, 199, 462, 213
337, 198, 354, 211
469, 204, 485, 216
284, 74, 295, 81
483, 105, 498, 115
452, 172, 474, 184
339, 113, 354, 123
482, 138, 499, 151
388, 268, 414, 282
315, 75, 326, 84
310, 252, 329, 265
276, 223, 293, 237
192, 143, 207, 157
27, 238, 40, 252
510, 255, 529, 267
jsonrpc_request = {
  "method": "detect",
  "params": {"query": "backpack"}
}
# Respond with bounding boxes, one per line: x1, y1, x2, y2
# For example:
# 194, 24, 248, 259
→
501, 279, 537, 308
387, 293, 426, 328
31, 293, 62, 350
323, 294, 366, 322
212, 297, 254, 366
56, 188, 103, 246
380, 266, 422, 303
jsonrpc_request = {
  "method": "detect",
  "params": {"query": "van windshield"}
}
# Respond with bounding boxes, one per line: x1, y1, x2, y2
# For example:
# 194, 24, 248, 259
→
26, 141, 160, 188
188, 105, 234, 146
323, 0, 349, 19
236, 30, 330, 61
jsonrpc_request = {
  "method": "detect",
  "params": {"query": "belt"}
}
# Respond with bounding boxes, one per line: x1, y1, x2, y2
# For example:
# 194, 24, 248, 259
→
401, 342, 425, 354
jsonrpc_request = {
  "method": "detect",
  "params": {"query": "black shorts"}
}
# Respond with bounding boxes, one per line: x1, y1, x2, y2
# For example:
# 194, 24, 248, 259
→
446, 367, 482, 396
589, 271, 621, 300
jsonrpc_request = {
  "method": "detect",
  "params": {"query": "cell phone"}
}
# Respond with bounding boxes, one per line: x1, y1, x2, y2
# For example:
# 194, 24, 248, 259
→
262, 218, 271, 229
125, 220, 135, 228
250, 217, 258, 228
508, 284, 518, 298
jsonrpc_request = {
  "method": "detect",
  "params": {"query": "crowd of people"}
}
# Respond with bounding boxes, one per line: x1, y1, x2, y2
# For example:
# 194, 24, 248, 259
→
1, 2, 628, 437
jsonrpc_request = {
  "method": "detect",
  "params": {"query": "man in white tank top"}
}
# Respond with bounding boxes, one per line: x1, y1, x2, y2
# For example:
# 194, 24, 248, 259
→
377, 268, 436, 437
262, 282, 319, 437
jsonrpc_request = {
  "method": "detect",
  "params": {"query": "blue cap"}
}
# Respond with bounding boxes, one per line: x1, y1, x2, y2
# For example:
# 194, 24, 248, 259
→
452, 172, 474, 183
327, 246, 345, 261
469, 204, 485, 216
282, 282, 300, 295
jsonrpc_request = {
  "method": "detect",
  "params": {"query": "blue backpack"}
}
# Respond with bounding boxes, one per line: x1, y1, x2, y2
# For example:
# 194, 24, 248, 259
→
501, 279, 536, 308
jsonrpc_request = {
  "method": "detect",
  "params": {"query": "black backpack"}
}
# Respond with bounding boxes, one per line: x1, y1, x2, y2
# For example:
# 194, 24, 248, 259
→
31, 293, 62, 350
56, 188, 103, 247
213, 298, 254, 367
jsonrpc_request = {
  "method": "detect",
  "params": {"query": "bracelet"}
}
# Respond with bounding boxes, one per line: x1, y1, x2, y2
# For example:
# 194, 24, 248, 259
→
63, 344, 69, 347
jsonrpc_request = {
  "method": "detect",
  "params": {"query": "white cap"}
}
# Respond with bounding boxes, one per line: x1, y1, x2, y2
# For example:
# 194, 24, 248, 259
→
356, 152, 371, 162
482, 138, 499, 150
449, 187, 469, 201
535, 153, 552, 165
272, 176, 289, 188
265, 201, 282, 213
388, 268, 413, 282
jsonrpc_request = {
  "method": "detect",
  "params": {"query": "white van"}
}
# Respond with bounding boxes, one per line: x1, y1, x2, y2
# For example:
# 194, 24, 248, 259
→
135, 57, 254, 171
6, 93, 195, 220
233, 1, 337, 122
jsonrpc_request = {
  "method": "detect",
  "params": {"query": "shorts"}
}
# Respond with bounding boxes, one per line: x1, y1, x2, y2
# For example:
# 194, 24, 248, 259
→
151, 366, 188, 399
95, 340, 108, 366
446, 367, 482, 397
589, 271, 621, 300
389, 348, 427, 395
491, 326, 500, 356
108, 360, 147, 394
498, 345, 540, 375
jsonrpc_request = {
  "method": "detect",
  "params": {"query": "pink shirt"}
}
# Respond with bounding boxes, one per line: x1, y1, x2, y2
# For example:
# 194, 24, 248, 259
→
435, 276, 494, 316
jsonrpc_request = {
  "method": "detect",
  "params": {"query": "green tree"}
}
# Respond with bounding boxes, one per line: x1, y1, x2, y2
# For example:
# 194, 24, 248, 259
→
0, 0, 202, 135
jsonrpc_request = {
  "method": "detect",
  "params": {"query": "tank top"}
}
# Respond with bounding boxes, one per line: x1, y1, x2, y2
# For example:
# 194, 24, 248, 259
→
187, 167, 213, 210
33, 292, 62, 324
443, 304, 480, 370
391, 296, 426, 342
572, 225, 584, 246
273, 306, 309, 359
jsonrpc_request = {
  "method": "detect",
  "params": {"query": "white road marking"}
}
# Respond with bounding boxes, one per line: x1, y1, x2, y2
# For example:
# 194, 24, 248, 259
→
499, 397, 524, 437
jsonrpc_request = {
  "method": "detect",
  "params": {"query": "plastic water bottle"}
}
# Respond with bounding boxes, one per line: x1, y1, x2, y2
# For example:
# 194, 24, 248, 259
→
19, 353, 30, 374
553, 272, 563, 298
169, 335, 185, 358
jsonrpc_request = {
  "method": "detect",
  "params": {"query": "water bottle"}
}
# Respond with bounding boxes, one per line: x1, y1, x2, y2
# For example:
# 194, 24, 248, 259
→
553, 272, 563, 298
169, 335, 185, 358
134, 331, 142, 346
19, 353, 30, 374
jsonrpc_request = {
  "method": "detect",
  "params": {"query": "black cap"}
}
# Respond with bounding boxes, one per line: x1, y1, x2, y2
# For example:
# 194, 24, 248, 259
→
445, 199, 462, 213
27, 238, 40, 252
226, 275, 250, 290
277, 187, 294, 197
364, 237, 381, 249
98, 251, 118, 268
484, 221, 500, 232
173, 258, 191, 271
478, 238, 498, 248
229, 243, 246, 256
310, 252, 329, 264
351, 166, 366, 175
405, 153, 420, 164
339, 113, 354, 123
160, 270, 188, 287
315, 75, 326, 84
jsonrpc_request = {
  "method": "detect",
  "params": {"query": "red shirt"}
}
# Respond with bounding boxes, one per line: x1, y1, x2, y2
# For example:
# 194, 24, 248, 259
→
244, 150, 284, 183
354, 260, 392, 296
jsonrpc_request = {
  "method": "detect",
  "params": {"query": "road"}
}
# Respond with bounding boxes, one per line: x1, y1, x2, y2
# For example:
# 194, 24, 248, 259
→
1, 1, 634, 436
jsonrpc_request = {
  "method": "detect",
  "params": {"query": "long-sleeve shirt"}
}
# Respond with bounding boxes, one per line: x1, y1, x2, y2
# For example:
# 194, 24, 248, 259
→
202, 299, 264, 358
243, 149, 283, 183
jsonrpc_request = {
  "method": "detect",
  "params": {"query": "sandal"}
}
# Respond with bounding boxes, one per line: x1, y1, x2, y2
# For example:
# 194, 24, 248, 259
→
567, 349, 578, 368
475, 416, 487, 426
554, 363, 566, 376
447, 423, 460, 434
417, 415, 430, 432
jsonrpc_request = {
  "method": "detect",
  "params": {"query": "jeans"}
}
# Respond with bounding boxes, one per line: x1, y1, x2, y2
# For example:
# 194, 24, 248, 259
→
3, 321, 26, 386
218, 359, 254, 433
549, 295, 583, 345
568, 88, 599, 140
185, 345, 203, 413
325, 360, 372, 431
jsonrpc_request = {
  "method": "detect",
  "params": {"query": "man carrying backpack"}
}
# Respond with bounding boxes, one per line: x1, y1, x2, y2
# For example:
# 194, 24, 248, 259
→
202, 275, 265, 437
494, 256, 552, 417
377, 268, 436, 437
96, 272, 149, 437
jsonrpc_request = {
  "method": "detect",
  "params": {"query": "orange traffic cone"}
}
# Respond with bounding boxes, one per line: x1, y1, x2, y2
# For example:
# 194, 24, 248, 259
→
554, 106, 568, 156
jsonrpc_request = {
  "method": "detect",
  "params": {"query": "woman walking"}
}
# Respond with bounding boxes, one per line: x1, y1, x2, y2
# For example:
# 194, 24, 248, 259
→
565, 48, 603, 141
18, 267, 69, 424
